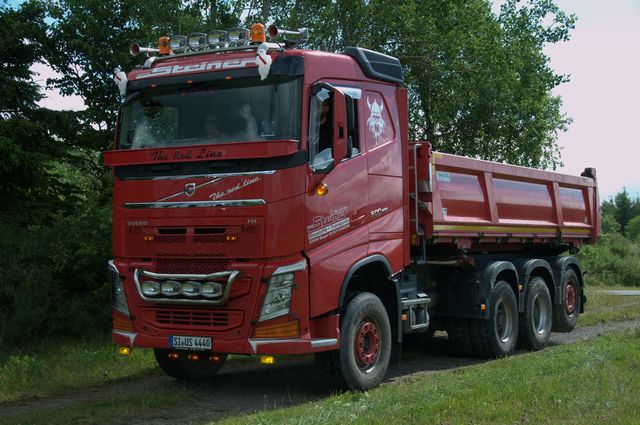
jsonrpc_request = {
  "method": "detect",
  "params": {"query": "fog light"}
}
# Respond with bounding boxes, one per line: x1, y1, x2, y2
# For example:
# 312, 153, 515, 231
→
118, 346, 131, 356
141, 280, 160, 296
182, 281, 201, 297
202, 282, 223, 298
260, 356, 275, 365
161, 280, 181, 297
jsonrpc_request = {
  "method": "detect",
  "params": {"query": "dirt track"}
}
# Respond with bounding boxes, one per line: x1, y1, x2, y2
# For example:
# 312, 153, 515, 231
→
2, 318, 639, 425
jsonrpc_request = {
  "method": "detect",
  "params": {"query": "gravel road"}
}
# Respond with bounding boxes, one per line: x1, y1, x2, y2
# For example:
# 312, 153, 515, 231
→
2, 318, 639, 425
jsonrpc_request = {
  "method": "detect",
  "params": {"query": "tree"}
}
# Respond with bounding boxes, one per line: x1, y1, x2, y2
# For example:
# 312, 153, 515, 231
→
266, 0, 574, 169
614, 188, 634, 233
626, 216, 640, 242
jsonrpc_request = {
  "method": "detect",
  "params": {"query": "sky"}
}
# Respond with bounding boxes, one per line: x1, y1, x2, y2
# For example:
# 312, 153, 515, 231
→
23, 0, 640, 200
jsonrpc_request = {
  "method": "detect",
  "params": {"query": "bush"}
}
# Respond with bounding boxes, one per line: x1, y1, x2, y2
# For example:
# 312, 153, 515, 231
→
0, 196, 112, 346
579, 233, 640, 287
625, 216, 640, 242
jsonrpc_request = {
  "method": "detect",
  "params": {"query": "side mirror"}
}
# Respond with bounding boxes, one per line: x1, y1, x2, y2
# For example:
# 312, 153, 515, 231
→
332, 88, 347, 164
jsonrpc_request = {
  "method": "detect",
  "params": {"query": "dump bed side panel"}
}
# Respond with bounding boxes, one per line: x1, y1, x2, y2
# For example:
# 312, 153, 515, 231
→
410, 147, 599, 250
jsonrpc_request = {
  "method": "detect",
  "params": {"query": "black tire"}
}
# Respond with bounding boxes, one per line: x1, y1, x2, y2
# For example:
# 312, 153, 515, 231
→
317, 292, 392, 391
518, 277, 552, 351
552, 269, 581, 332
446, 318, 475, 357
470, 281, 519, 358
154, 349, 227, 380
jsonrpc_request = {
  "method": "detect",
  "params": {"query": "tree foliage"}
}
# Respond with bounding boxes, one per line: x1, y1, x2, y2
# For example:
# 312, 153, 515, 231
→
1, 0, 580, 344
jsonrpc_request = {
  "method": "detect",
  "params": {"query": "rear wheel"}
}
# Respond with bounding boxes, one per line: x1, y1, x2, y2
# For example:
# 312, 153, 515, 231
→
154, 349, 227, 380
518, 277, 552, 350
316, 292, 392, 391
552, 269, 581, 332
471, 281, 519, 358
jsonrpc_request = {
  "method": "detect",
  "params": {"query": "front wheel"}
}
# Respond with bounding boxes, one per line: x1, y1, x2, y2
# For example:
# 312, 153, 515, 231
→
317, 292, 392, 391
154, 349, 227, 380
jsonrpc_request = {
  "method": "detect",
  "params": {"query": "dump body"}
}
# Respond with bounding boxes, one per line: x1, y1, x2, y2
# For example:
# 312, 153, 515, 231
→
410, 143, 600, 254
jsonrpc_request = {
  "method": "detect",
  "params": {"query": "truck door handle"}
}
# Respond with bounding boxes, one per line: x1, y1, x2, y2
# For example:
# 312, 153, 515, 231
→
351, 215, 366, 226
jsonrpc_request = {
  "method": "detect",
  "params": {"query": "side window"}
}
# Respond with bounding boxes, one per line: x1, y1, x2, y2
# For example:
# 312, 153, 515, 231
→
308, 88, 333, 170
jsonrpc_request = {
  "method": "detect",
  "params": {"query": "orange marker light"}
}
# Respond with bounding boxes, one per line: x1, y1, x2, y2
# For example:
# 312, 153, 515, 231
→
316, 183, 329, 196
251, 23, 266, 43
225, 235, 238, 242
158, 36, 171, 55
143, 235, 154, 242
168, 352, 180, 360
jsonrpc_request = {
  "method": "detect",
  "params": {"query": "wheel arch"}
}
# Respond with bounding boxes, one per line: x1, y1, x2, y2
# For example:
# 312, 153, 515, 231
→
514, 259, 555, 313
338, 254, 402, 347
477, 261, 519, 319
552, 256, 584, 312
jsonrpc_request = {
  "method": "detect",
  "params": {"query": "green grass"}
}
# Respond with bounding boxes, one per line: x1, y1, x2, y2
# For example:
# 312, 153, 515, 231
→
580, 286, 640, 327
219, 328, 640, 425
0, 339, 158, 403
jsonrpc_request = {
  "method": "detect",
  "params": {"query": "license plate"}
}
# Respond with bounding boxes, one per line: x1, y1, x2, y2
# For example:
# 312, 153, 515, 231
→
169, 336, 212, 351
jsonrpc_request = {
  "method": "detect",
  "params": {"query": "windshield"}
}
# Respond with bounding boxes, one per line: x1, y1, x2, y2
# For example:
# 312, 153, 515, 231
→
117, 77, 301, 150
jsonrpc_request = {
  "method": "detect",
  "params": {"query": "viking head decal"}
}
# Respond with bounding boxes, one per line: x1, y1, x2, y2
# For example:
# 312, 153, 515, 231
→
366, 97, 386, 143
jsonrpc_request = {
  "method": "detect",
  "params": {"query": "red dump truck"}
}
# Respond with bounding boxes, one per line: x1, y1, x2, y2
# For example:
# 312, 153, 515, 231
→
104, 25, 600, 390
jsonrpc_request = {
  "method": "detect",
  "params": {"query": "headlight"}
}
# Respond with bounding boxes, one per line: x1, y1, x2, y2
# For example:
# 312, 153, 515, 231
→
141, 280, 160, 297
258, 273, 294, 322
109, 261, 130, 316
181, 281, 201, 297
161, 280, 181, 297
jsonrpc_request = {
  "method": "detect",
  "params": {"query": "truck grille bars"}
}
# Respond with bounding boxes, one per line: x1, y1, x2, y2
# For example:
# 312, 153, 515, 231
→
134, 269, 240, 306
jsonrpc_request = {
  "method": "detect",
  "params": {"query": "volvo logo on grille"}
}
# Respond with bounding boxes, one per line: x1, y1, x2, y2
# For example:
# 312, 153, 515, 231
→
184, 182, 196, 197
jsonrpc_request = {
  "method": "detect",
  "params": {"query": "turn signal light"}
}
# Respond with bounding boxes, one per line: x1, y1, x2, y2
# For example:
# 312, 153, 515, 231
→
252, 319, 299, 338
113, 315, 135, 332
316, 183, 329, 196
118, 346, 131, 356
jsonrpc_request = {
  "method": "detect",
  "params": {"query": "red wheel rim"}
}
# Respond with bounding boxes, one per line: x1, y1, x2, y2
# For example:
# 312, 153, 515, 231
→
354, 320, 380, 370
566, 283, 576, 314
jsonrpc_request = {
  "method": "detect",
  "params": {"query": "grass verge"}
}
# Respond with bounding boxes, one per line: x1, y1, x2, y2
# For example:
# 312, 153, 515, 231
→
221, 328, 640, 425
580, 286, 640, 327
0, 339, 157, 403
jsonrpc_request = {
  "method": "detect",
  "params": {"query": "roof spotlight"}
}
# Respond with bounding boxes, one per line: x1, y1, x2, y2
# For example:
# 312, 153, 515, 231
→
207, 30, 227, 48
169, 35, 188, 52
227, 27, 249, 45
188, 32, 207, 49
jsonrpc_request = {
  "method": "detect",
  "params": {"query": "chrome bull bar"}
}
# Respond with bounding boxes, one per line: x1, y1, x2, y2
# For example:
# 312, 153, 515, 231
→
134, 269, 240, 306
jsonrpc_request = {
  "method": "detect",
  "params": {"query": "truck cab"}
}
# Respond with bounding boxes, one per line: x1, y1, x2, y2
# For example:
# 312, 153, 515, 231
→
105, 27, 409, 388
